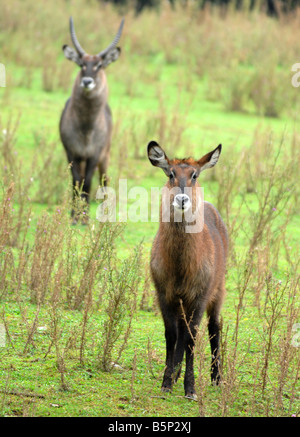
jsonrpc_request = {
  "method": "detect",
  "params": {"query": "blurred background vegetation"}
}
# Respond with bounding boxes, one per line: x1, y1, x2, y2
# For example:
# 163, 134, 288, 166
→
104, 0, 300, 16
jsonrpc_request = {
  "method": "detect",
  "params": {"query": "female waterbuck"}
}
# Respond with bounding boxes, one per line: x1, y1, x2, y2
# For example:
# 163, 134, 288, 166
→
147, 141, 228, 399
59, 17, 124, 222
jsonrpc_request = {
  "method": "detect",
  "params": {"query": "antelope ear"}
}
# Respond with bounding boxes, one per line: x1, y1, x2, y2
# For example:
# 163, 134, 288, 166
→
101, 47, 121, 68
198, 144, 222, 173
147, 141, 171, 176
62, 45, 82, 66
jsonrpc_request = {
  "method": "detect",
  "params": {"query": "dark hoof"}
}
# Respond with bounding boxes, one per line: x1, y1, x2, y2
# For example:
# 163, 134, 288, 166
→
161, 386, 172, 394
185, 392, 197, 401
211, 374, 221, 386
81, 215, 89, 226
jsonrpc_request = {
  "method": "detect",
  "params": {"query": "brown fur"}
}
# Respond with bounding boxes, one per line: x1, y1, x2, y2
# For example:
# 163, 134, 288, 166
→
148, 141, 228, 399
59, 19, 123, 223
152, 203, 227, 308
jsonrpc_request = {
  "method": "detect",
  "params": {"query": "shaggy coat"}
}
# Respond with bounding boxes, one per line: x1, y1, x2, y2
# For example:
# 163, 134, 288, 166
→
59, 17, 124, 222
148, 141, 228, 399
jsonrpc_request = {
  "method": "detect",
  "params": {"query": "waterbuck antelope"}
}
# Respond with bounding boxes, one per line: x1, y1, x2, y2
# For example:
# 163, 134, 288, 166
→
59, 17, 124, 223
148, 141, 228, 399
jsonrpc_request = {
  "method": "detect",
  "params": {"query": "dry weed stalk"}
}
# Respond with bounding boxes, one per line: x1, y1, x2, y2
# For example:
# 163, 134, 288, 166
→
99, 244, 142, 371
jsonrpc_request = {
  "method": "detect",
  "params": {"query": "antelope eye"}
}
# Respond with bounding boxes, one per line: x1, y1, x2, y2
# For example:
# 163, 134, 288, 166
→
169, 171, 175, 180
192, 172, 197, 180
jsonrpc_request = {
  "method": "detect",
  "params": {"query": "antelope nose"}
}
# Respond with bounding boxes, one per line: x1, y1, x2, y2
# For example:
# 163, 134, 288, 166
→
82, 77, 93, 88
174, 194, 190, 210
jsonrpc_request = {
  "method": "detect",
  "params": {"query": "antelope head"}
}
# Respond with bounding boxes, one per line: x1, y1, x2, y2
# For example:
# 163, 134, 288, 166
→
148, 141, 222, 222
62, 17, 124, 92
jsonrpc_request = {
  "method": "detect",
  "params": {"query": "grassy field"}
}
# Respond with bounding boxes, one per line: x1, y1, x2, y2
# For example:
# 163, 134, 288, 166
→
0, 0, 299, 417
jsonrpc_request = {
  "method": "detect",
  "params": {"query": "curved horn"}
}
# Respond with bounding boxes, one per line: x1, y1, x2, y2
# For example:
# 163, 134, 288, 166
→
98, 18, 125, 58
69, 16, 85, 56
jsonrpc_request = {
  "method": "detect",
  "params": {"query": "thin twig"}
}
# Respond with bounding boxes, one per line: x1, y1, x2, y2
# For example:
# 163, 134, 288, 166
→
0, 389, 45, 399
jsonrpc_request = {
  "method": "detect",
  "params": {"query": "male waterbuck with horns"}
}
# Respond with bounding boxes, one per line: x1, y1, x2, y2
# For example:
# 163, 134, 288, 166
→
59, 17, 124, 222
147, 141, 228, 399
